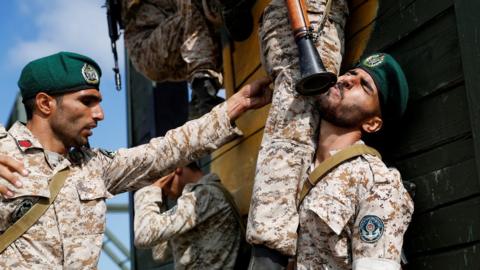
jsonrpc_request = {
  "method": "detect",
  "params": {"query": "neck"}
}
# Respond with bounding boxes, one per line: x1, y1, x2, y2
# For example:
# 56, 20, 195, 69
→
191, 171, 205, 183
26, 118, 68, 155
315, 119, 362, 164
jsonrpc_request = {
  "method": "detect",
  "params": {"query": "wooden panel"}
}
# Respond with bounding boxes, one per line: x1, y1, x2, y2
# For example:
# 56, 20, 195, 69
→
371, 0, 415, 19
231, 0, 270, 88
349, 0, 370, 11
221, 31, 236, 98
395, 137, 474, 180
408, 196, 480, 253
408, 243, 480, 270
366, 0, 453, 52
342, 0, 379, 67
211, 130, 264, 215
411, 158, 479, 213
454, 0, 480, 187
387, 9, 463, 101
343, 26, 375, 69
390, 86, 470, 158
345, 0, 378, 37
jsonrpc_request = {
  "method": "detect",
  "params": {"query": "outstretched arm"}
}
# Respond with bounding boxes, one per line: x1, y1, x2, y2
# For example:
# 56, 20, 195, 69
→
100, 77, 272, 194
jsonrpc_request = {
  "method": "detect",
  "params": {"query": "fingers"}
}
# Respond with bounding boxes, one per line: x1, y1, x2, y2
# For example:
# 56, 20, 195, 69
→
153, 172, 175, 188
0, 155, 26, 190
247, 77, 272, 97
245, 77, 274, 109
0, 184, 14, 199
226, 77, 274, 121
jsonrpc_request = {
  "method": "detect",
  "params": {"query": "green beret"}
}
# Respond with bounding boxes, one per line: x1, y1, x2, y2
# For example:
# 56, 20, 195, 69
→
18, 51, 102, 100
357, 53, 409, 121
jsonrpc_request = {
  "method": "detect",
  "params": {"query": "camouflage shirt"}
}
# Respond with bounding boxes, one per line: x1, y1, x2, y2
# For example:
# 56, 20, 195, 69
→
297, 142, 414, 270
0, 103, 241, 269
134, 173, 241, 270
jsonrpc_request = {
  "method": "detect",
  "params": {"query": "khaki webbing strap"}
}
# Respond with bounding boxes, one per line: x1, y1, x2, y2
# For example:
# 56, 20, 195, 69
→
319, 0, 333, 31
0, 168, 70, 253
208, 182, 246, 236
297, 145, 381, 208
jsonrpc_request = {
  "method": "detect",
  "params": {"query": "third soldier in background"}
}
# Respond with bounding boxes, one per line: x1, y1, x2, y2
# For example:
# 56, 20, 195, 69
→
134, 162, 244, 269
121, 0, 255, 118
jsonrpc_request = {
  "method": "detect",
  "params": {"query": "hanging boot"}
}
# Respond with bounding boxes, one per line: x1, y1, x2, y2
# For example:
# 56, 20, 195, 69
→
190, 77, 224, 119
218, 0, 256, 41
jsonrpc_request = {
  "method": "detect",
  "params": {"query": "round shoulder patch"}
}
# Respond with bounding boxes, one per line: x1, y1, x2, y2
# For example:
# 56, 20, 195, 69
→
82, 63, 99, 84
359, 215, 384, 243
363, 54, 385, 68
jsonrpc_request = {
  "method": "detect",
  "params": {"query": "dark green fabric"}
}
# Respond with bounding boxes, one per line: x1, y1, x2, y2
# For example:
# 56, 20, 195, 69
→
18, 51, 102, 100
357, 53, 409, 120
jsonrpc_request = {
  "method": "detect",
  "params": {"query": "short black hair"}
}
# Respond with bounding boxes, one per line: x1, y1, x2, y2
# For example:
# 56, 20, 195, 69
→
23, 94, 64, 120
23, 98, 35, 120
186, 161, 201, 172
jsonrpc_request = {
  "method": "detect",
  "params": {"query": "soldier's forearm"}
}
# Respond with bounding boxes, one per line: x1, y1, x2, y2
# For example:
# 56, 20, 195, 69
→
102, 102, 242, 194
226, 95, 248, 122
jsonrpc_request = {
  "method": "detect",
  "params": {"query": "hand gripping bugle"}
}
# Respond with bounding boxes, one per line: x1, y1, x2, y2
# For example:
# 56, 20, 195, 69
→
286, 0, 337, 95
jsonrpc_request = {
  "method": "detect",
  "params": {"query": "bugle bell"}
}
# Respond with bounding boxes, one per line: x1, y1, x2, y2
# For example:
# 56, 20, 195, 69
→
286, 0, 337, 96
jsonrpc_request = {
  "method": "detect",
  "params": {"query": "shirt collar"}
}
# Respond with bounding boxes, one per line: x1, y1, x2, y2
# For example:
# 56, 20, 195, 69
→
8, 121, 70, 170
8, 121, 44, 152
184, 173, 220, 193
311, 140, 366, 172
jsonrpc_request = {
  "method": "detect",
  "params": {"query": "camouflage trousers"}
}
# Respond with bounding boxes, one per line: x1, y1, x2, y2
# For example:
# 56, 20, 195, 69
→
246, 0, 348, 256
124, 0, 222, 85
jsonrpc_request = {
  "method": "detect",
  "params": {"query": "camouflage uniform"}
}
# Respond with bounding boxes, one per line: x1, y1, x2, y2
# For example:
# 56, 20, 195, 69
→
0, 103, 241, 269
246, 0, 349, 255
122, 0, 222, 84
134, 173, 241, 269
297, 142, 414, 269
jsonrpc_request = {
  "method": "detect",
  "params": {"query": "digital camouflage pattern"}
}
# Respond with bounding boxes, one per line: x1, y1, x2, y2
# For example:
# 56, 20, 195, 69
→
134, 173, 241, 270
297, 143, 414, 270
246, 0, 349, 256
0, 103, 241, 269
122, 0, 222, 85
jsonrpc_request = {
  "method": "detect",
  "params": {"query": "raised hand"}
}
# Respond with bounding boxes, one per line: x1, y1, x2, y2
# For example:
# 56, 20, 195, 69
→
226, 77, 273, 121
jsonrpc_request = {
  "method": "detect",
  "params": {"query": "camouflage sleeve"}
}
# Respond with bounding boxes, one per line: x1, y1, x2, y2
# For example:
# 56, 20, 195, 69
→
98, 103, 242, 194
352, 167, 414, 270
134, 184, 224, 248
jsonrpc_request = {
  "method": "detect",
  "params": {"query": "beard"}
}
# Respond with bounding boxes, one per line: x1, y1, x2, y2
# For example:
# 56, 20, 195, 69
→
317, 86, 374, 129
50, 111, 89, 149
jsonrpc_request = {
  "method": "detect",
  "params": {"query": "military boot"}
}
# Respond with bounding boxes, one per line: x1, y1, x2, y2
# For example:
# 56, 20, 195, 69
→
218, 0, 256, 41
189, 77, 224, 119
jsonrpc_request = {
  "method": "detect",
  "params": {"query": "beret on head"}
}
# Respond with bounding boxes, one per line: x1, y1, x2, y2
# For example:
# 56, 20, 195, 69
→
357, 53, 409, 121
18, 51, 102, 100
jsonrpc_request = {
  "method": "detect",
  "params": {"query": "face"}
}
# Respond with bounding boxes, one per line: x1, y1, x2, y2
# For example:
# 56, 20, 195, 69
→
315, 68, 382, 131
49, 89, 104, 148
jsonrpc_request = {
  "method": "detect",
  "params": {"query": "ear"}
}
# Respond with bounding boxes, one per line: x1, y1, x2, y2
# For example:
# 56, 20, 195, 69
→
35, 93, 56, 116
361, 116, 383, 133
174, 167, 183, 175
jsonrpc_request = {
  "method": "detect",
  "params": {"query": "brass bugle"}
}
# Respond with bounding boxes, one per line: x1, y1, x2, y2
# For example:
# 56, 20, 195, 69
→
286, 0, 337, 96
